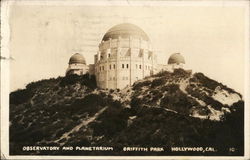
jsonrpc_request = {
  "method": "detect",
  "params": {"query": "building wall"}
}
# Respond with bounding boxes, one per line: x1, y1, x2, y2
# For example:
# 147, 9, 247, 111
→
88, 64, 95, 75
66, 63, 88, 76
157, 63, 185, 73
95, 36, 157, 89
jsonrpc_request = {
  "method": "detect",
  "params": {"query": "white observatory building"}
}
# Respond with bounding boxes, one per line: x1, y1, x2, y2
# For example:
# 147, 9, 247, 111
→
94, 23, 157, 89
66, 23, 188, 89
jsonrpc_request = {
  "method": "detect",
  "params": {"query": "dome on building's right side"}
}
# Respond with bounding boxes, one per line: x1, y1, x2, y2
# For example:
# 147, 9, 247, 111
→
168, 53, 185, 64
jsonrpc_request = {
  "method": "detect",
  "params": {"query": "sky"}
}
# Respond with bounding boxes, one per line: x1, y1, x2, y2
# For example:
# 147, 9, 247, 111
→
8, 1, 248, 95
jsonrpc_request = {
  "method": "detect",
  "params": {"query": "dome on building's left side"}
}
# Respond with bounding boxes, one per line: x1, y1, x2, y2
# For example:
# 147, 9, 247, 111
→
69, 53, 86, 64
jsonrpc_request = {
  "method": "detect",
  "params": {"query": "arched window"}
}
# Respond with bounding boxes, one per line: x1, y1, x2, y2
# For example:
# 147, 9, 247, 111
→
127, 64, 129, 68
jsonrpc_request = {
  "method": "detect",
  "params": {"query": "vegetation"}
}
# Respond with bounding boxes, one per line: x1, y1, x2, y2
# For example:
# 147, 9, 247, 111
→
9, 70, 244, 156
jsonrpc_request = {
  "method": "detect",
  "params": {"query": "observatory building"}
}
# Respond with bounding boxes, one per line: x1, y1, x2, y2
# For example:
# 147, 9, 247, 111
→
66, 23, 187, 89
158, 53, 186, 72
66, 53, 88, 76
94, 23, 157, 89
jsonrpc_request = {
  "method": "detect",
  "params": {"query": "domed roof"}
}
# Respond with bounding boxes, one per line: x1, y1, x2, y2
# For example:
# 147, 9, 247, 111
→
69, 53, 86, 64
168, 53, 185, 64
102, 23, 149, 41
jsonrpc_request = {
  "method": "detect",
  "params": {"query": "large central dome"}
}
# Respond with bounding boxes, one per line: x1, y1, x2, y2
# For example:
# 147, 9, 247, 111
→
102, 23, 149, 41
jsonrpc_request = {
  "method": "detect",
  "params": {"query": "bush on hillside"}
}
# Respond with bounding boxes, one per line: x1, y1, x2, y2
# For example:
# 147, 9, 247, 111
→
60, 74, 96, 89
10, 89, 32, 105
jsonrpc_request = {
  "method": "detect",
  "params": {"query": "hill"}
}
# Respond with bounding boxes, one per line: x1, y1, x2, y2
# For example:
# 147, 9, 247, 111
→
9, 69, 244, 156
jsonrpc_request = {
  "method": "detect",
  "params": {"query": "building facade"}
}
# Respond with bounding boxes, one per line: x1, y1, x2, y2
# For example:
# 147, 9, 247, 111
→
66, 23, 187, 89
94, 23, 157, 89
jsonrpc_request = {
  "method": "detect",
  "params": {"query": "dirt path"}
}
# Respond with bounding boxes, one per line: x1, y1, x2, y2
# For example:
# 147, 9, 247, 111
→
55, 106, 108, 145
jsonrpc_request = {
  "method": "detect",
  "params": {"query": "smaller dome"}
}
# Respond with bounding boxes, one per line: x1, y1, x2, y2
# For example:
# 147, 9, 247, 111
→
69, 53, 86, 64
168, 53, 185, 64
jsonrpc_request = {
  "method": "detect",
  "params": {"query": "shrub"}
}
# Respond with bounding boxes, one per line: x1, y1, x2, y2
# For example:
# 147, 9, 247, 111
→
133, 80, 152, 90
10, 89, 32, 105
60, 74, 97, 89
151, 78, 165, 88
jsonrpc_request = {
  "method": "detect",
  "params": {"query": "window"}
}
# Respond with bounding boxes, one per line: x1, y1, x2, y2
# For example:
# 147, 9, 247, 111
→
139, 65, 142, 69
109, 64, 111, 69
113, 64, 115, 69
102, 66, 104, 70
108, 54, 110, 57
100, 66, 101, 71
122, 64, 124, 68
127, 64, 129, 68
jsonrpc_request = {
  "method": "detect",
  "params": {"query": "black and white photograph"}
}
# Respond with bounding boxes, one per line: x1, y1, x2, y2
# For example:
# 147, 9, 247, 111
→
1, 0, 249, 159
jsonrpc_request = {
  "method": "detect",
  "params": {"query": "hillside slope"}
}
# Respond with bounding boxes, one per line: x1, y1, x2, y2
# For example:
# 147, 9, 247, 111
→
9, 69, 244, 156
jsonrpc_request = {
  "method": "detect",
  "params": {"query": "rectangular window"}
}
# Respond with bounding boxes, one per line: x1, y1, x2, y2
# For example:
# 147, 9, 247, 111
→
127, 64, 129, 68
122, 64, 124, 68
108, 54, 110, 57
139, 65, 142, 69
102, 66, 104, 70
100, 66, 101, 71
113, 64, 115, 69
110, 64, 111, 69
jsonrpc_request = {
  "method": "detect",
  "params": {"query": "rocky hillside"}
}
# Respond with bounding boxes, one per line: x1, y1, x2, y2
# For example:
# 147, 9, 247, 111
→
9, 69, 244, 156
